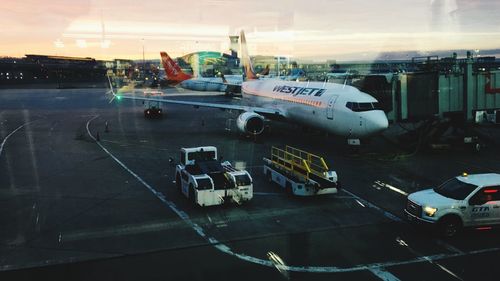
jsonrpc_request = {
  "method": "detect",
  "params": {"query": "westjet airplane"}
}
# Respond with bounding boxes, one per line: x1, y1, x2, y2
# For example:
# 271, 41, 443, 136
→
109, 31, 388, 144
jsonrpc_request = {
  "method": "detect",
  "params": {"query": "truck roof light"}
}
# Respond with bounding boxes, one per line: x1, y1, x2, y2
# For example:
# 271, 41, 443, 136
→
462, 172, 468, 177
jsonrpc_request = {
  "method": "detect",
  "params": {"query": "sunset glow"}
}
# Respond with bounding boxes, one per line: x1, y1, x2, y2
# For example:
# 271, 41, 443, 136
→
2, 0, 500, 60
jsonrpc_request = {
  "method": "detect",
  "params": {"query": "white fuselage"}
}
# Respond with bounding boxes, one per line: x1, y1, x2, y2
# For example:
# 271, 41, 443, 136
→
241, 79, 388, 138
180, 75, 242, 92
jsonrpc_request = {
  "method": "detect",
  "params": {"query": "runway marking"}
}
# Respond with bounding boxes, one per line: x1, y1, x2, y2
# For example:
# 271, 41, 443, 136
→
0, 121, 35, 158
434, 239, 465, 255
369, 267, 401, 281
341, 189, 403, 222
346, 188, 465, 278
355, 199, 366, 208
396, 236, 464, 280
85, 115, 500, 277
374, 180, 409, 196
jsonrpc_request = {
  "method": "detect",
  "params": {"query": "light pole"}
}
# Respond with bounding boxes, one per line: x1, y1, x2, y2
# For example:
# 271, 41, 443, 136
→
142, 38, 145, 79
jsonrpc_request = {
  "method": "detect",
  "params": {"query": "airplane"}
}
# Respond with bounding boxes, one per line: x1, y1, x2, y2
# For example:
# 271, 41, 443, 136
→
108, 31, 389, 145
160, 51, 242, 92
160, 52, 275, 96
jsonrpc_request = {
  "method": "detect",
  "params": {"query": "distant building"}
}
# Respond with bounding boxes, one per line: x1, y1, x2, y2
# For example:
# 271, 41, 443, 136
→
179, 51, 239, 77
0, 54, 108, 85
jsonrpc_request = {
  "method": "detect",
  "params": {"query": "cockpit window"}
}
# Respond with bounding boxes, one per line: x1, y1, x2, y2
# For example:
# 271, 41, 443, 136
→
346, 102, 380, 112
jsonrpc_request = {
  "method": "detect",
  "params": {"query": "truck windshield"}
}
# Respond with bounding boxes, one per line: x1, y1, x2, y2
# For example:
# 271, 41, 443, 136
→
234, 174, 252, 186
188, 151, 216, 162
195, 178, 212, 190
433, 178, 478, 200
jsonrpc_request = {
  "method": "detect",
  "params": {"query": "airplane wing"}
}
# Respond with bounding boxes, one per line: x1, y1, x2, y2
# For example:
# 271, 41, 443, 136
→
115, 92, 284, 117
106, 75, 283, 117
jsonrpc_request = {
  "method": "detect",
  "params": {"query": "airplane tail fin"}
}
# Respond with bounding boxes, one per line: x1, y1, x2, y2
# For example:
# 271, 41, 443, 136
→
160, 51, 192, 83
240, 30, 258, 81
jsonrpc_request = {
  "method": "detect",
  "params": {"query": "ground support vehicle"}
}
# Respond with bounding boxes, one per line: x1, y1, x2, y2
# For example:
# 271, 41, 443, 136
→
144, 100, 162, 118
263, 146, 339, 196
175, 146, 253, 206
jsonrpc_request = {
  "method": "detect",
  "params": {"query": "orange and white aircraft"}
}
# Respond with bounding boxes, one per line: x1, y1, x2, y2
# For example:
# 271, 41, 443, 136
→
160, 51, 242, 92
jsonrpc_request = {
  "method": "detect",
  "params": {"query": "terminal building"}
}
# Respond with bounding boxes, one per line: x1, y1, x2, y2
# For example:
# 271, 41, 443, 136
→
0, 54, 133, 87
349, 52, 500, 123
179, 51, 240, 77
0, 55, 108, 85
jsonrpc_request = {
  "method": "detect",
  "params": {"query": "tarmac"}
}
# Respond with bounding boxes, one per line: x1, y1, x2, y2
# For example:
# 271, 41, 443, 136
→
0, 87, 499, 281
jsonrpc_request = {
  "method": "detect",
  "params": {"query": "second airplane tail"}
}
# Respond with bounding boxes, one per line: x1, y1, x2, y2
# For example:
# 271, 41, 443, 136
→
160, 51, 192, 83
240, 31, 258, 81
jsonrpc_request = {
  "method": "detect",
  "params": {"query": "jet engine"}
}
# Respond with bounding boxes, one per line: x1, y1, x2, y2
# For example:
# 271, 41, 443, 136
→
236, 112, 265, 135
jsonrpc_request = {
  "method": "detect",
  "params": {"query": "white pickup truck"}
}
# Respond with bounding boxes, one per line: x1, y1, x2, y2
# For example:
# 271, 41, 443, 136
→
175, 146, 253, 207
405, 173, 500, 237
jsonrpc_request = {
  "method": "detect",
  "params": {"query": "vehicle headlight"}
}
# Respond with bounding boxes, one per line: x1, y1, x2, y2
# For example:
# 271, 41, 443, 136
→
423, 206, 438, 217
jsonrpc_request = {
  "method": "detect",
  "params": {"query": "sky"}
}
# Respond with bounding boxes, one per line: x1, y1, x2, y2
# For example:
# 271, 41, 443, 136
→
1, 0, 500, 61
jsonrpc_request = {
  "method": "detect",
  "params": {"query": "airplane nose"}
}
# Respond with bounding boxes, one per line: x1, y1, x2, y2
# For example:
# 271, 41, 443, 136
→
366, 112, 389, 135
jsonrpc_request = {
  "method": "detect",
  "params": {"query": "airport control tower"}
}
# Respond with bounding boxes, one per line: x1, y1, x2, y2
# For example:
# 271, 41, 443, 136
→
229, 35, 239, 58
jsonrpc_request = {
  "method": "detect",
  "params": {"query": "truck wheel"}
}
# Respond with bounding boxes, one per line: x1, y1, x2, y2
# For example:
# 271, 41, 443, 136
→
439, 216, 462, 238
285, 181, 293, 195
189, 185, 196, 204
472, 143, 481, 153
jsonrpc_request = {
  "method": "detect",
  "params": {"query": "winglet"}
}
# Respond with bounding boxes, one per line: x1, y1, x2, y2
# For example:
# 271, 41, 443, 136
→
260, 65, 270, 76
240, 31, 258, 81
160, 51, 192, 83
106, 75, 117, 103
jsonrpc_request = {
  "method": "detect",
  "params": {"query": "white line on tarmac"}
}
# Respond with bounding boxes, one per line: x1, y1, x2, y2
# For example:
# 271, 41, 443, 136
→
355, 199, 366, 208
399, 235, 464, 280
434, 239, 465, 255
374, 180, 409, 196
343, 188, 465, 279
369, 267, 401, 281
0, 121, 35, 158
341, 189, 403, 222
85, 115, 500, 277
419, 254, 464, 281
385, 184, 408, 196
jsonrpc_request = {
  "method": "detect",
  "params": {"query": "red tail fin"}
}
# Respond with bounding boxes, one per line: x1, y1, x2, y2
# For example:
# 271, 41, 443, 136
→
160, 51, 192, 82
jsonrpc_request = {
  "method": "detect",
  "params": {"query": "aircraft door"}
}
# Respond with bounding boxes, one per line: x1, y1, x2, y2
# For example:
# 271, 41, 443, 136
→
326, 95, 339, 120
